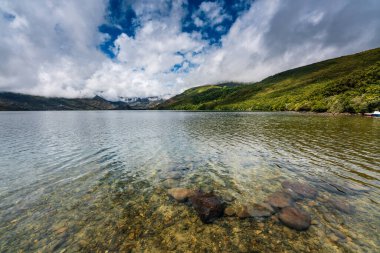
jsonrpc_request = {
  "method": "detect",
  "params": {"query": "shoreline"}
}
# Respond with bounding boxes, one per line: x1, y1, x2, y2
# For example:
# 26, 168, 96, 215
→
0, 109, 377, 117
156, 109, 375, 117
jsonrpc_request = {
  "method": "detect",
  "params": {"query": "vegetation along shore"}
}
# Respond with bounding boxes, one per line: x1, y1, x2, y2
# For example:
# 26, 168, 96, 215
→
157, 47, 380, 113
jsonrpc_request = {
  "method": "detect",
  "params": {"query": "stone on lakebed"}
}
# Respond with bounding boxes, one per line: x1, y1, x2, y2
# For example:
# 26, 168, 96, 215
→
224, 206, 238, 217
247, 206, 272, 218
282, 180, 318, 199
328, 197, 355, 214
267, 191, 294, 209
189, 191, 225, 223
167, 188, 195, 202
162, 179, 180, 188
237, 203, 274, 218
279, 206, 311, 231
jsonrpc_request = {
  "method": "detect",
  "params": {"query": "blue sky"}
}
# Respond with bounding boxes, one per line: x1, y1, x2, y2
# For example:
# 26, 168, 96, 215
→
0, 0, 380, 99
99, 0, 252, 58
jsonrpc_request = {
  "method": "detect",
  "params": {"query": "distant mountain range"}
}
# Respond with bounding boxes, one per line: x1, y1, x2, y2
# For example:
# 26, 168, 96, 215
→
157, 47, 380, 113
0, 92, 171, 111
118, 95, 169, 109
0, 92, 133, 111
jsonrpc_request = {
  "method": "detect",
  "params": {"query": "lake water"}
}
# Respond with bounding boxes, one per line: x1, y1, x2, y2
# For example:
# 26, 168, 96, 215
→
0, 111, 379, 252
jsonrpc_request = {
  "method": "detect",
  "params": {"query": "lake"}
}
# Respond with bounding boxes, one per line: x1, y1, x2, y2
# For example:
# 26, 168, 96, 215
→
0, 111, 379, 252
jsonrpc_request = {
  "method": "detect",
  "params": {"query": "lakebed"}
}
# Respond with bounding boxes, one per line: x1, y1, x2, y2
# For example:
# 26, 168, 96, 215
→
0, 111, 379, 252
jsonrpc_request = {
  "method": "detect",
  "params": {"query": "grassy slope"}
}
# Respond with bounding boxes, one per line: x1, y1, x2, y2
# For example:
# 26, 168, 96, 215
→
157, 47, 380, 113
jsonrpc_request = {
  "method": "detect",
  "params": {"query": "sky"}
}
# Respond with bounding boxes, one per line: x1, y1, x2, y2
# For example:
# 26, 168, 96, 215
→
0, 0, 379, 100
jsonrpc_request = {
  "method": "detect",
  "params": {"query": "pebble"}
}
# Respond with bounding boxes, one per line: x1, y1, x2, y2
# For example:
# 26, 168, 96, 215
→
237, 206, 250, 219
167, 188, 194, 202
237, 204, 273, 218
248, 204, 274, 218
54, 226, 68, 234
329, 234, 340, 242
224, 206, 237, 216
174, 233, 187, 242
162, 179, 180, 188
278, 206, 311, 231
311, 220, 318, 225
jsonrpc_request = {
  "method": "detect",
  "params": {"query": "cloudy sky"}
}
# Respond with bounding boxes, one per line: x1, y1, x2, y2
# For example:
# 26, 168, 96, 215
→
0, 0, 379, 99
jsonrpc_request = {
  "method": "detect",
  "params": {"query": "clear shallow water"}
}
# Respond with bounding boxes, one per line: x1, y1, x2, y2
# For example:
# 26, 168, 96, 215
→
0, 111, 379, 252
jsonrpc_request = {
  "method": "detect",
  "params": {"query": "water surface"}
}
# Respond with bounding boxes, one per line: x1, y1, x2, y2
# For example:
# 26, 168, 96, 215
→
0, 111, 379, 252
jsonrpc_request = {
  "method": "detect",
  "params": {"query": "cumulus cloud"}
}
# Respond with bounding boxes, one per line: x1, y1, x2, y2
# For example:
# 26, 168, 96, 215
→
192, 1, 231, 27
0, 0, 379, 99
0, 0, 107, 97
84, 0, 206, 99
184, 0, 380, 86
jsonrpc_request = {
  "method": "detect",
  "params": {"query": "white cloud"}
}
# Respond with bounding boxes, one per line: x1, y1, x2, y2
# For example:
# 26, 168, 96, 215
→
114, 20, 203, 75
0, 0, 379, 99
78, 0, 207, 99
192, 1, 231, 27
0, 0, 107, 97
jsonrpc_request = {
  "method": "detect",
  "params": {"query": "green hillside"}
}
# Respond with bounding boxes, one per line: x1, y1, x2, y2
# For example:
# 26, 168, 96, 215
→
157, 47, 380, 113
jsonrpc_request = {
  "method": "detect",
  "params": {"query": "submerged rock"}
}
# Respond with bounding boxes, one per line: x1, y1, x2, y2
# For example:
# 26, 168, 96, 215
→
248, 204, 273, 218
237, 206, 251, 218
167, 188, 194, 202
328, 198, 355, 214
237, 204, 274, 218
267, 191, 293, 209
282, 181, 318, 199
279, 206, 311, 231
162, 179, 180, 188
189, 191, 225, 223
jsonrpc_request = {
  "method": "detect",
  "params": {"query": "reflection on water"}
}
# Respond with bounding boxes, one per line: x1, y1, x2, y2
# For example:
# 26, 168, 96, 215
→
0, 111, 379, 252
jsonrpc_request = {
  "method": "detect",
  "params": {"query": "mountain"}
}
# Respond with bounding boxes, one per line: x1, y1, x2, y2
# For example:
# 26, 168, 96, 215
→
0, 92, 131, 111
157, 47, 380, 113
119, 96, 168, 109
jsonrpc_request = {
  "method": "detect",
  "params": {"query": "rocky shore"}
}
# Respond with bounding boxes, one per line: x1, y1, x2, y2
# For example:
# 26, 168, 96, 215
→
167, 180, 357, 231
